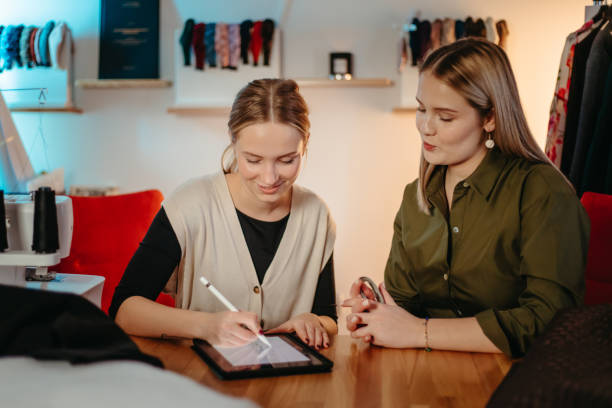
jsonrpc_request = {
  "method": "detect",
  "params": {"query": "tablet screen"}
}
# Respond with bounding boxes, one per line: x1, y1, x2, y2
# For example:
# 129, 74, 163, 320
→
192, 333, 333, 379
213, 336, 310, 366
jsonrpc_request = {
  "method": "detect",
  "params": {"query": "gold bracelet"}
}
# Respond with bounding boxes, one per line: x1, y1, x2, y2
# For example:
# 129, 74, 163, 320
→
424, 317, 432, 352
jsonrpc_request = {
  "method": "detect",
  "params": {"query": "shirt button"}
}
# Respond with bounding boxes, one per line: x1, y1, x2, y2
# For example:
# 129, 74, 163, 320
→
463, 181, 469, 188
443, 273, 448, 281
457, 310, 463, 316
253, 286, 260, 294
452, 226, 460, 233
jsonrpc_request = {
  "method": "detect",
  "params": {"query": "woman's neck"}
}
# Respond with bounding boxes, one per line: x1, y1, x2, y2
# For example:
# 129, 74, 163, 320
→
446, 146, 488, 186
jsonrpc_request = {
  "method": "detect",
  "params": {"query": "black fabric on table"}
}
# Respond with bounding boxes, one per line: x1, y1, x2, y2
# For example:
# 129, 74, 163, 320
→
487, 304, 612, 408
110, 207, 337, 322
0, 284, 162, 367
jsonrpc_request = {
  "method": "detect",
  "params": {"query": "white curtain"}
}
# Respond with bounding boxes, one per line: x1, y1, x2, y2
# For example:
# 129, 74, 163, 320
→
0, 91, 34, 193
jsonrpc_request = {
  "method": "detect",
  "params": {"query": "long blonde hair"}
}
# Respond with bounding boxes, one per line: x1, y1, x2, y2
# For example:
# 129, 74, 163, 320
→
222, 78, 310, 173
416, 38, 560, 214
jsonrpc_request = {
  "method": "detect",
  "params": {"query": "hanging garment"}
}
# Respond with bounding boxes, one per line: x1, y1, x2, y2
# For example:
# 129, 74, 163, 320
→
28, 27, 38, 66
215, 23, 230, 68
560, 23, 602, 177
227, 24, 241, 70
474, 18, 487, 37
417, 20, 431, 63
33, 25, 42, 65
496, 20, 509, 49
409, 17, 420, 66
191, 23, 205, 70
48, 22, 72, 69
465, 17, 477, 37
430, 19, 442, 51
455, 19, 465, 40
581, 63, 612, 194
545, 19, 602, 167
204, 23, 217, 67
179, 19, 195, 66
570, 20, 612, 194
240, 20, 253, 64
485, 17, 497, 43
19, 26, 34, 68
38, 21, 55, 67
261, 19, 275, 66
250, 21, 263, 66
0, 25, 25, 70
441, 18, 455, 46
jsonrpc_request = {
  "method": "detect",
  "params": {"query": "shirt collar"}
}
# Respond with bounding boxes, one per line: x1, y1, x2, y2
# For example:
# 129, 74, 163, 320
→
425, 147, 509, 204
466, 148, 508, 200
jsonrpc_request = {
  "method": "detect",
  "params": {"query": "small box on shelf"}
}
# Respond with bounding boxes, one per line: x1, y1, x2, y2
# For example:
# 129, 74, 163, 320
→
69, 185, 119, 197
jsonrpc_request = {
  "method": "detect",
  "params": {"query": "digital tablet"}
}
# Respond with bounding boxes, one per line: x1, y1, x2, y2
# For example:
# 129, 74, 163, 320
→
191, 333, 333, 380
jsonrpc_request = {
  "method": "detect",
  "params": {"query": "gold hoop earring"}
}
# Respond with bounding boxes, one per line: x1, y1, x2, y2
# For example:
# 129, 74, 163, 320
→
485, 132, 495, 149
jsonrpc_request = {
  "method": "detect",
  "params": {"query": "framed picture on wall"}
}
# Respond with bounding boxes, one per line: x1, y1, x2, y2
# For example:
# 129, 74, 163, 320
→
99, 0, 160, 79
329, 52, 352, 80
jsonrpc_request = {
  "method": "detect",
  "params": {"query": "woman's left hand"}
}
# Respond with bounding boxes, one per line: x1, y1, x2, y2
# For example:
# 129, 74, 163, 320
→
346, 284, 425, 349
266, 313, 330, 349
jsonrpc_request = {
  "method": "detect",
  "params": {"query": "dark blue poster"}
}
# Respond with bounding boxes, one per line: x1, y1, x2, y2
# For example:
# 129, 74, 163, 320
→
98, 0, 159, 79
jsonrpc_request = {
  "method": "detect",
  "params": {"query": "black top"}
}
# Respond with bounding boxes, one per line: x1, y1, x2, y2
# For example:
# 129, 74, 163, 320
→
109, 208, 337, 323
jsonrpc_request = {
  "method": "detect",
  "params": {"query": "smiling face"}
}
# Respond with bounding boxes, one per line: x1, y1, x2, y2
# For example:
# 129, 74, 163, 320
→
416, 71, 494, 175
233, 121, 306, 205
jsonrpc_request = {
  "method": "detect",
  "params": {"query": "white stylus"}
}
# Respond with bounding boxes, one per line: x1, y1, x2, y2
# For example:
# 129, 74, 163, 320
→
199, 276, 271, 348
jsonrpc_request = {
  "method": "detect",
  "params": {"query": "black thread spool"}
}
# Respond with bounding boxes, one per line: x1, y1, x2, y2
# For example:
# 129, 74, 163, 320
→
0, 190, 8, 252
32, 187, 59, 254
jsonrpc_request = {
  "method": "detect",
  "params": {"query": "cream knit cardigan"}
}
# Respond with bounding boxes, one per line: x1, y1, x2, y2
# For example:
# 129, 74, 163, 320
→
163, 173, 336, 329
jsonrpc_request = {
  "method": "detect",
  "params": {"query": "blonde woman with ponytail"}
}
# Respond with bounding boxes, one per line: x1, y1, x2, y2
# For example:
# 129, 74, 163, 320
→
111, 79, 337, 349
344, 38, 589, 358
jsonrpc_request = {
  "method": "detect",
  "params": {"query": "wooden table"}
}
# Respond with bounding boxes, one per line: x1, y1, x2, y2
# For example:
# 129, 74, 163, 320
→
132, 335, 512, 408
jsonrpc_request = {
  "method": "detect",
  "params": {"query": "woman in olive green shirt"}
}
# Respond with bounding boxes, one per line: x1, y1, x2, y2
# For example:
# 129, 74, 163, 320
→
343, 38, 590, 357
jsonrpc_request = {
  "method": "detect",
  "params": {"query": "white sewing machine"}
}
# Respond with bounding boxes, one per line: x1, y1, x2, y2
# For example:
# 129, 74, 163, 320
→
0, 194, 104, 307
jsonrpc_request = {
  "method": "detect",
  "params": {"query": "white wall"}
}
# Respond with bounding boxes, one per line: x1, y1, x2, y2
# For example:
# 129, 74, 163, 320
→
2, 0, 588, 329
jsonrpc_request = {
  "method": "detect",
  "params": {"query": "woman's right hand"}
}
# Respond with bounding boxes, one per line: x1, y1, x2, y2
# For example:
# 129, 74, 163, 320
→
200, 311, 261, 347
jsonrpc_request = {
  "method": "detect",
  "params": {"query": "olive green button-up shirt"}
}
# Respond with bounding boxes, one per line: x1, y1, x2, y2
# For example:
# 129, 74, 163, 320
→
384, 148, 590, 357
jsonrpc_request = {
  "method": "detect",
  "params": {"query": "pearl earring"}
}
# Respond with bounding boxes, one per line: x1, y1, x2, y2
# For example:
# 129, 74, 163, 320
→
485, 132, 495, 149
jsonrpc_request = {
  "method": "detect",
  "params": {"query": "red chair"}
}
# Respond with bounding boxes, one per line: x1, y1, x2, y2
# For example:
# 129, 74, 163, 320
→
581, 192, 612, 305
53, 190, 175, 313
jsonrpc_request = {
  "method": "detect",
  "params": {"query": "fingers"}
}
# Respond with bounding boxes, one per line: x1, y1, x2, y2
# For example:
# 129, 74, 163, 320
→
294, 323, 309, 344
235, 311, 261, 334
350, 324, 372, 341
379, 282, 397, 306
351, 298, 376, 314
305, 323, 315, 346
322, 329, 330, 348
313, 327, 323, 349
349, 279, 363, 298
341, 296, 362, 308
346, 313, 360, 332
232, 324, 258, 343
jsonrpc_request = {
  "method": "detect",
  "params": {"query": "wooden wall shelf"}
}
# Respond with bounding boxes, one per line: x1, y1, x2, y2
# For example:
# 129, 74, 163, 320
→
167, 106, 230, 115
76, 79, 172, 89
9, 106, 83, 113
295, 78, 394, 88
392, 107, 417, 113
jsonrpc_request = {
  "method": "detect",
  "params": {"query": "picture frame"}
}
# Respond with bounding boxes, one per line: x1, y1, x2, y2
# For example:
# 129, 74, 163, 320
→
329, 52, 353, 80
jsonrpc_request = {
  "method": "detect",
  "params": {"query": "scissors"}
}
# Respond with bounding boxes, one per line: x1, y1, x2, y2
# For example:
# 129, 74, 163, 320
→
358, 276, 385, 304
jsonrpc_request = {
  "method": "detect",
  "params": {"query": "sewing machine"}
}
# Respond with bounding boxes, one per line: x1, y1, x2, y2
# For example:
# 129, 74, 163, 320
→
0, 194, 104, 307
